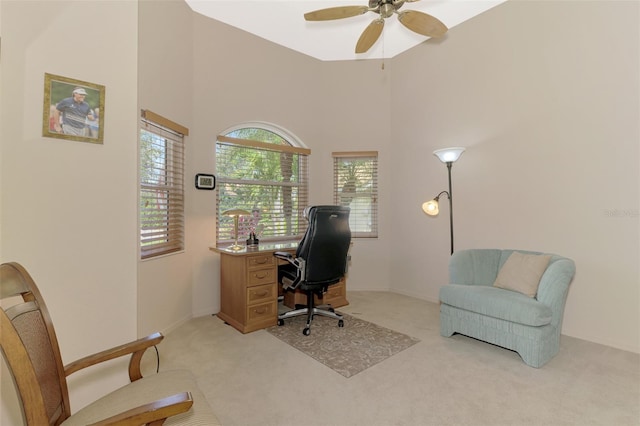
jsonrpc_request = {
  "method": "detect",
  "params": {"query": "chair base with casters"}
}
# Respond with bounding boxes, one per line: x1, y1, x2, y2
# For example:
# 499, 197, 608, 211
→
277, 281, 344, 336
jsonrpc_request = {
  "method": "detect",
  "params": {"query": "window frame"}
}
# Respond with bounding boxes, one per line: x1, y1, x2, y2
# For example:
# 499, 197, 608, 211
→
332, 151, 379, 238
139, 110, 188, 260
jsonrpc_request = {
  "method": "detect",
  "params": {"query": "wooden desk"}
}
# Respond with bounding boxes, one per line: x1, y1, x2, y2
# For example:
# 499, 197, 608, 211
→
210, 242, 348, 334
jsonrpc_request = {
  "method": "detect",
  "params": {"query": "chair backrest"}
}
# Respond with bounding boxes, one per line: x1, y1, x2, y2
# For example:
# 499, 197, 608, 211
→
295, 205, 351, 286
0, 262, 71, 425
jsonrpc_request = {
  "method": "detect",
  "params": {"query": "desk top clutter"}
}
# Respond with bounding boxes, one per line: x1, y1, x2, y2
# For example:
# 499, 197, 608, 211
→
210, 240, 299, 256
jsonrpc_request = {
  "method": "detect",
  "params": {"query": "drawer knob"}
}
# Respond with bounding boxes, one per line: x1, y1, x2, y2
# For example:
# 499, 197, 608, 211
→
253, 308, 266, 314
255, 272, 268, 279
254, 290, 268, 297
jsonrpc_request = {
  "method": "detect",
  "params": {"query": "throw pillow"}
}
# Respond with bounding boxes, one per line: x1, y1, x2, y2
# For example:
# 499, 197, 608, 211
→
493, 252, 552, 297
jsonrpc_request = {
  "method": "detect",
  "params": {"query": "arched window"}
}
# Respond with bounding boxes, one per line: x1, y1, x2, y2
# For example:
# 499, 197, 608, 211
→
215, 123, 310, 245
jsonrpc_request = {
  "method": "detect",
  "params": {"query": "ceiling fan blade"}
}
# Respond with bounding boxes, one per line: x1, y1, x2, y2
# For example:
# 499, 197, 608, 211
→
397, 10, 448, 38
355, 19, 384, 54
304, 6, 369, 21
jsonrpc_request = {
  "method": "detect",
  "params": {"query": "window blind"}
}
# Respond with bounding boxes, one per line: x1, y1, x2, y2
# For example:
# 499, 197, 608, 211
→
139, 111, 186, 259
216, 134, 309, 244
333, 151, 379, 238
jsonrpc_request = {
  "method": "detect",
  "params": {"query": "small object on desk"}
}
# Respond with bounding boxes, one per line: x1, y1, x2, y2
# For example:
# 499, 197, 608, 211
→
246, 232, 259, 246
222, 208, 251, 251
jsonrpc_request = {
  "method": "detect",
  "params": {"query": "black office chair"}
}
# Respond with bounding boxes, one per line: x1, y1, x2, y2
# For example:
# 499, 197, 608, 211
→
274, 205, 351, 336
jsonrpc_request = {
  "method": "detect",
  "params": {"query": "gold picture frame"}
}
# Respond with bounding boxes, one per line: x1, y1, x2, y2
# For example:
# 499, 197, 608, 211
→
42, 73, 105, 144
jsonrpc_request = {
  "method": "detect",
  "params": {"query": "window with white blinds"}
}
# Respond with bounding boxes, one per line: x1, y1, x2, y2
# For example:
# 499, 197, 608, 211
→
139, 110, 187, 259
333, 151, 379, 238
216, 129, 310, 245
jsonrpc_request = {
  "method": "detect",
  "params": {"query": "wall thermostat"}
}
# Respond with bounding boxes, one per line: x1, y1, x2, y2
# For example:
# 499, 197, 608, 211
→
195, 173, 216, 190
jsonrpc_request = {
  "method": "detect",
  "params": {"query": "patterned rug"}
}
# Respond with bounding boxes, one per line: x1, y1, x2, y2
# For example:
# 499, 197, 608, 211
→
266, 313, 420, 378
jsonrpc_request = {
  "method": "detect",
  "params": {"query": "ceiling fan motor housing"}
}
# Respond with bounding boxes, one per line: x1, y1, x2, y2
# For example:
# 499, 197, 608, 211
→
371, 0, 406, 18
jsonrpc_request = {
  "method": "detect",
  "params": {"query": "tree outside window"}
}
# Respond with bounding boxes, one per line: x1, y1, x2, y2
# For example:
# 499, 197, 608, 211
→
216, 125, 310, 245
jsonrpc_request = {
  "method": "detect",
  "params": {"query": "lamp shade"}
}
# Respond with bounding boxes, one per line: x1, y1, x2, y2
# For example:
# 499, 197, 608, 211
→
222, 209, 251, 217
433, 147, 466, 163
422, 199, 440, 216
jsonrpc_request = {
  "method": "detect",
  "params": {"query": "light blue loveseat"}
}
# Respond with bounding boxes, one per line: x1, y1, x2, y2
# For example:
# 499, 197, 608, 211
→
439, 249, 576, 368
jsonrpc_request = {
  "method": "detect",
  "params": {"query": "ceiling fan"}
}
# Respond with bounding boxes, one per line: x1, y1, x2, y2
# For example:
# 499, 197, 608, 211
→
304, 0, 448, 54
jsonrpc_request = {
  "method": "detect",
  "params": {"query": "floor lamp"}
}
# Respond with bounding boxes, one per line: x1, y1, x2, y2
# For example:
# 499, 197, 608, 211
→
422, 147, 465, 255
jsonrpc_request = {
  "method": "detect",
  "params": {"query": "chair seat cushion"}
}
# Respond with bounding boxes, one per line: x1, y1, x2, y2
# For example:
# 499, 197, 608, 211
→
439, 284, 553, 327
61, 369, 220, 426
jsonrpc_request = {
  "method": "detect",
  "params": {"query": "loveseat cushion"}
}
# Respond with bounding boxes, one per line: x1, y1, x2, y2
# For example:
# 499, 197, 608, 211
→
439, 284, 553, 327
493, 252, 551, 297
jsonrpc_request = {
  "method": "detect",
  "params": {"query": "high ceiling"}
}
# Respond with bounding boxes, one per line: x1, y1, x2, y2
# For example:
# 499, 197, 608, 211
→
185, 0, 508, 61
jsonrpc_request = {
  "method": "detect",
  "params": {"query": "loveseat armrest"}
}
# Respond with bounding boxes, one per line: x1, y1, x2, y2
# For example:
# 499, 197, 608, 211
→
536, 257, 576, 326
64, 332, 163, 382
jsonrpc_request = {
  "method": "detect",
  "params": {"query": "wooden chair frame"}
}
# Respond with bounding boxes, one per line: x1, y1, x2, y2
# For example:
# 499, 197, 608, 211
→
0, 262, 192, 425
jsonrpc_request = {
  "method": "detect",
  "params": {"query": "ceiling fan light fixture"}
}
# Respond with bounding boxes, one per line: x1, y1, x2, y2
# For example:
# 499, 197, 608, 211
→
380, 3, 395, 18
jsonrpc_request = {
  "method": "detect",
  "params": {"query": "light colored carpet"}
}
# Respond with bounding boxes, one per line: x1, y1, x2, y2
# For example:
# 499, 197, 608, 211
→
150, 291, 640, 426
266, 312, 420, 378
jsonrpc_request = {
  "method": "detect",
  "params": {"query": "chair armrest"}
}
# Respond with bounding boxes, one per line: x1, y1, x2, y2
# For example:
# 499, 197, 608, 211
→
64, 332, 164, 382
274, 251, 294, 261
87, 392, 193, 426
274, 251, 299, 268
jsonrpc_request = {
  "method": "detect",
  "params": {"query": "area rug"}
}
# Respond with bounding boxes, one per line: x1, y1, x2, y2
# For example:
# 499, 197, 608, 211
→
266, 313, 420, 378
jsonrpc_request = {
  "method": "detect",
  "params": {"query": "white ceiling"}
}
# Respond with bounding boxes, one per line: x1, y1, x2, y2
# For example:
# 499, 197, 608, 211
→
185, 0, 508, 61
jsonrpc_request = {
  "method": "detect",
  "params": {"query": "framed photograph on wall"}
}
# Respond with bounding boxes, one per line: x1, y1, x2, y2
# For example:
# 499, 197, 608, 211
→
42, 73, 106, 144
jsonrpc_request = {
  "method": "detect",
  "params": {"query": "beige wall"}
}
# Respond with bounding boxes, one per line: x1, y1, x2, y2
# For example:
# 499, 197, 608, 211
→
389, 0, 639, 352
190, 14, 394, 299
0, 0, 139, 422
1, 0, 638, 423
136, 4, 394, 337
137, 0, 197, 337
182, 0, 639, 353
138, 6, 398, 339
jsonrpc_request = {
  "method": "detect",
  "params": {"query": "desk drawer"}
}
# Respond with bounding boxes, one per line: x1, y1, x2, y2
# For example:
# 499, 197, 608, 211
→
284, 279, 348, 309
247, 283, 276, 305
322, 280, 346, 303
247, 268, 276, 287
246, 301, 276, 323
247, 254, 275, 269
